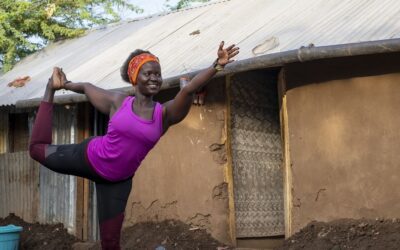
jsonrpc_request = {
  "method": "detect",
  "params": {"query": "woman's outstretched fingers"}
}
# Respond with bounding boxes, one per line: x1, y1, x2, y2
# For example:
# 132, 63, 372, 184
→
226, 44, 235, 51
229, 46, 239, 53
219, 41, 225, 50
229, 48, 240, 58
226, 45, 239, 63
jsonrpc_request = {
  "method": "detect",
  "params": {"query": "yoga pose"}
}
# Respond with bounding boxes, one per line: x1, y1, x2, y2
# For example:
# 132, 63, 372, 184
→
29, 41, 239, 249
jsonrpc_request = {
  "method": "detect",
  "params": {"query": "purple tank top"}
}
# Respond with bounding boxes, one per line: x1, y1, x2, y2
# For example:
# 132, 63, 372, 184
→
86, 96, 163, 181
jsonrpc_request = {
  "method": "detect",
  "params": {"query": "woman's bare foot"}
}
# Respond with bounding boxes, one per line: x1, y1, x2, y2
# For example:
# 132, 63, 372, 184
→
51, 67, 63, 90
58, 68, 70, 86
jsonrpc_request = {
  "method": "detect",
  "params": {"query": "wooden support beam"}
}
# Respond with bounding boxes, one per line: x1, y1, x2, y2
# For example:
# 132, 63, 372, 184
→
83, 178, 90, 240
75, 177, 84, 239
278, 69, 293, 237
224, 74, 237, 245
75, 102, 91, 240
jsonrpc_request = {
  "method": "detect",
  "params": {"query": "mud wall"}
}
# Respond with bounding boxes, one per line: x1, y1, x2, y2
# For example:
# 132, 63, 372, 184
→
124, 77, 231, 244
283, 53, 400, 235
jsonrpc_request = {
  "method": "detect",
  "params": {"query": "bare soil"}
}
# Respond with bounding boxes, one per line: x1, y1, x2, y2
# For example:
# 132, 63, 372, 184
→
89, 220, 231, 250
4, 213, 400, 250
0, 213, 79, 250
0, 214, 231, 250
277, 218, 400, 250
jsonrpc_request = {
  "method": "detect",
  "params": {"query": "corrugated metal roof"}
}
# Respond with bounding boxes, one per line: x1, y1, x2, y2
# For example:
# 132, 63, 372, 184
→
1, 0, 400, 106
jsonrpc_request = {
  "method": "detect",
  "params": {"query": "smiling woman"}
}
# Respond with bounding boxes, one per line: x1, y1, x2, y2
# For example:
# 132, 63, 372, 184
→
28, 41, 239, 249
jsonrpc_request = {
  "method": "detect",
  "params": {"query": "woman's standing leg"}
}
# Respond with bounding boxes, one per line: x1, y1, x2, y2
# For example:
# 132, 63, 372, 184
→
96, 178, 133, 250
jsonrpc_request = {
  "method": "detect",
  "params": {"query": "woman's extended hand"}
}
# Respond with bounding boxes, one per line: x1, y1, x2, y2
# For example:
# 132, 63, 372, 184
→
217, 41, 240, 66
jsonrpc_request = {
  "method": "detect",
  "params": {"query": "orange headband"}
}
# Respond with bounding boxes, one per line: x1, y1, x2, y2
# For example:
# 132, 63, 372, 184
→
127, 53, 159, 85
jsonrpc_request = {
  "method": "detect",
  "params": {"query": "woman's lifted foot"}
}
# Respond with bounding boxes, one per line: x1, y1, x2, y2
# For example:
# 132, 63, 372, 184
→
51, 67, 64, 90
58, 68, 70, 86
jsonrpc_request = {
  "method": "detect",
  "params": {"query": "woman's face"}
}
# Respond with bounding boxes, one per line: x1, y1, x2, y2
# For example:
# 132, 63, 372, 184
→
136, 61, 162, 96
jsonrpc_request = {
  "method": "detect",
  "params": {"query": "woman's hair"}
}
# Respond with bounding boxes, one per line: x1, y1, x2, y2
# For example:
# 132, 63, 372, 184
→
120, 49, 152, 83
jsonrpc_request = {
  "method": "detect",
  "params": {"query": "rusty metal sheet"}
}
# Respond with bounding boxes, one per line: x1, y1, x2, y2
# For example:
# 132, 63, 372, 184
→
0, 151, 39, 222
38, 105, 77, 234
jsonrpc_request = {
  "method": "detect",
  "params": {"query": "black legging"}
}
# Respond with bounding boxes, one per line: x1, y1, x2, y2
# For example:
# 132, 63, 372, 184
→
29, 101, 132, 250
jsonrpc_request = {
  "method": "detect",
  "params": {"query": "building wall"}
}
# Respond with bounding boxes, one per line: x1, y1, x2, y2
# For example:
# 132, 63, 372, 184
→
124, 78, 231, 244
283, 53, 400, 235
38, 105, 78, 234
0, 106, 39, 223
0, 151, 40, 222
0, 104, 78, 234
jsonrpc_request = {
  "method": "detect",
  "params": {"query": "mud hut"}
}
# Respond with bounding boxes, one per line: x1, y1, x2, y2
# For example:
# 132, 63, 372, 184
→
1, 0, 400, 248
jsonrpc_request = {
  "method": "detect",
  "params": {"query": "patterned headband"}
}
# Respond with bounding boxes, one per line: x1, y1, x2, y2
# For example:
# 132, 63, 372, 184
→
127, 53, 159, 85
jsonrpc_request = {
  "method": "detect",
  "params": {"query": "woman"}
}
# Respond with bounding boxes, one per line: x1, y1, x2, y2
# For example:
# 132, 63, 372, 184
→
29, 41, 239, 249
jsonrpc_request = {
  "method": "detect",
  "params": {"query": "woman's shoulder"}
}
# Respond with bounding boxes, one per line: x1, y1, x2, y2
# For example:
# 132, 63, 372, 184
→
108, 92, 130, 118
113, 92, 130, 108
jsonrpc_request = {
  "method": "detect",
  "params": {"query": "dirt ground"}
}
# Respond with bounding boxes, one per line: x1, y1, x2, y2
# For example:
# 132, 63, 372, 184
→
3, 213, 400, 249
277, 218, 400, 250
0, 214, 231, 250
0, 213, 78, 250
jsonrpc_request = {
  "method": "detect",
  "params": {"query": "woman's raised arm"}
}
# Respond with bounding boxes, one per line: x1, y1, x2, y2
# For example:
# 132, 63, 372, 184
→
58, 68, 126, 116
163, 41, 239, 130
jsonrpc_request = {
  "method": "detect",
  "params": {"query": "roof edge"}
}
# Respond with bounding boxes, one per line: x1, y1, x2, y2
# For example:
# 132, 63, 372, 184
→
224, 38, 400, 75
15, 38, 400, 108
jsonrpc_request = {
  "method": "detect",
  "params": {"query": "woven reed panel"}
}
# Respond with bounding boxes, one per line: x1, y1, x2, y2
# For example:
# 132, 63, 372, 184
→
230, 71, 284, 237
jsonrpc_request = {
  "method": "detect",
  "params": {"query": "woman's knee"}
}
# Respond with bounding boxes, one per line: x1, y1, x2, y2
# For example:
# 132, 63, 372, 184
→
29, 143, 46, 163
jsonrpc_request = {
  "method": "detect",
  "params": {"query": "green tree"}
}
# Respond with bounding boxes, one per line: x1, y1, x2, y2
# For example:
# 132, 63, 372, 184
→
165, 0, 210, 10
0, 0, 142, 72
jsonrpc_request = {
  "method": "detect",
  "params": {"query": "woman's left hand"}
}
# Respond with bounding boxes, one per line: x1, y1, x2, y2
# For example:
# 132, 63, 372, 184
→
217, 41, 240, 66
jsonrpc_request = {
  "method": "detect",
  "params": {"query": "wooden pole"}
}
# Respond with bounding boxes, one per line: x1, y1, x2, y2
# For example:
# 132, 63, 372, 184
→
225, 74, 237, 245
75, 102, 90, 240
278, 69, 293, 237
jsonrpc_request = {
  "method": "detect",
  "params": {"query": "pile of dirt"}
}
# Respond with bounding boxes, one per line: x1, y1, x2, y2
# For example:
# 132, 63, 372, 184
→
1, 214, 230, 250
0, 213, 79, 250
88, 219, 231, 250
277, 218, 400, 250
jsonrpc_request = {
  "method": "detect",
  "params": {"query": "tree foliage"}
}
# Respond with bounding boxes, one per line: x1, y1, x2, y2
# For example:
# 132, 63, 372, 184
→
165, 0, 211, 10
0, 0, 141, 72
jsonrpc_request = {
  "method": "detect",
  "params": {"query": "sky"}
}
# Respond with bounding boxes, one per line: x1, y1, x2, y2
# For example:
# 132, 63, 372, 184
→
120, 0, 174, 19
120, 0, 217, 20
119, 0, 180, 19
